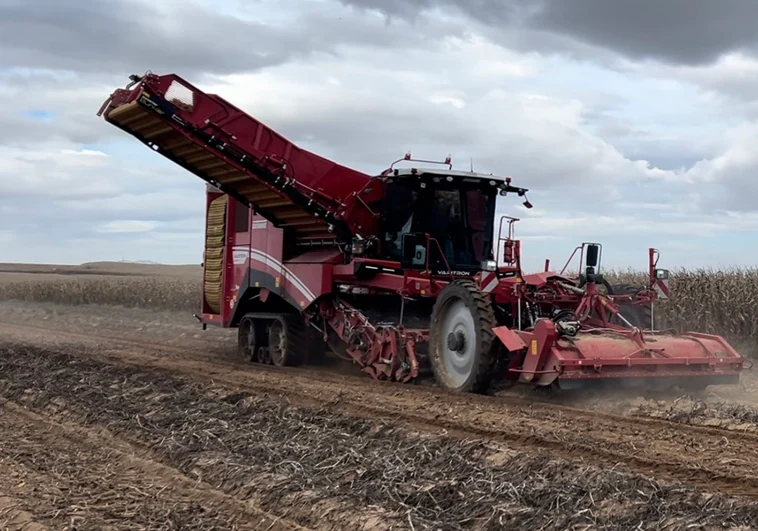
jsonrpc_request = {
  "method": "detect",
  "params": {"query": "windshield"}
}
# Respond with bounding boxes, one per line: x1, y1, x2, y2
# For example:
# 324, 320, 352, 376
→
426, 188, 493, 269
382, 182, 496, 270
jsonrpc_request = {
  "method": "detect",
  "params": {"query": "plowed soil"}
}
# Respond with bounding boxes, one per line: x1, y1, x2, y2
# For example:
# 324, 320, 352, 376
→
2, 300, 758, 530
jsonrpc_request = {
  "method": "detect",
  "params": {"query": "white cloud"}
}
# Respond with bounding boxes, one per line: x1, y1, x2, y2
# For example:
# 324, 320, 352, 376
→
428, 92, 466, 109
96, 220, 157, 234
200, 55, 665, 194
0, 146, 123, 199
2, 0, 758, 268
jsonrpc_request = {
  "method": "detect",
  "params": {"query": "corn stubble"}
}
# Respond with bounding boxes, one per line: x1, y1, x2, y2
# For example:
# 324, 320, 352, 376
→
0, 267, 756, 346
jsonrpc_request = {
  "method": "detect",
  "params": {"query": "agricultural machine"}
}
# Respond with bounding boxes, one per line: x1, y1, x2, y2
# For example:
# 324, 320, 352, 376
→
97, 72, 745, 393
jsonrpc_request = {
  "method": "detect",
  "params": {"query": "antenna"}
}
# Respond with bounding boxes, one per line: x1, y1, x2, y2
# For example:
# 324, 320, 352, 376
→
470, 157, 474, 172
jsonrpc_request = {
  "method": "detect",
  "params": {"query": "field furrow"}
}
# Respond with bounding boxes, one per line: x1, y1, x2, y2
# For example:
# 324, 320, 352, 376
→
0, 399, 301, 531
5, 311, 758, 498
3, 340, 758, 530
2, 285, 758, 530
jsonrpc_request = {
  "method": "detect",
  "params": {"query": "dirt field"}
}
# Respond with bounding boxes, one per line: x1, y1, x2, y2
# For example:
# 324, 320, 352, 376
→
2, 263, 758, 529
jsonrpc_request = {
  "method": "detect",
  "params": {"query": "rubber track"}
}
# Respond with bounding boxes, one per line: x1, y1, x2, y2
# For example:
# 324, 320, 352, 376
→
280, 314, 307, 366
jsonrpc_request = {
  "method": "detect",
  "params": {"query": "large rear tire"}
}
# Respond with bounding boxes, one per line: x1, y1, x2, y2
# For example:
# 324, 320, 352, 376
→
611, 284, 654, 329
428, 280, 499, 394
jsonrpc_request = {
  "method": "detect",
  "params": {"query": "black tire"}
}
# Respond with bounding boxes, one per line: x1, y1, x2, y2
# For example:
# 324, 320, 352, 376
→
577, 276, 613, 295
428, 280, 499, 394
267, 314, 309, 367
611, 284, 653, 329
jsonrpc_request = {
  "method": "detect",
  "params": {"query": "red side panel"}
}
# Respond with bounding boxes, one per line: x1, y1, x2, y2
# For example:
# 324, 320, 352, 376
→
223, 213, 337, 316
553, 331, 744, 379
492, 326, 527, 352
285, 251, 342, 309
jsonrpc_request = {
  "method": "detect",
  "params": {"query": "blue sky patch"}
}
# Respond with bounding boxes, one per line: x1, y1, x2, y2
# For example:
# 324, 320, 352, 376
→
24, 109, 56, 122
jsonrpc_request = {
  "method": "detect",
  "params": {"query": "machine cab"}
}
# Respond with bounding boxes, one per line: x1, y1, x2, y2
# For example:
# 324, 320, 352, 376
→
378, 166, 530, 275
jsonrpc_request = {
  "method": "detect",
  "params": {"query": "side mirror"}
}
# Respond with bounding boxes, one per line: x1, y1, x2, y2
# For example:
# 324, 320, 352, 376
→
585, 244, 600, 269
401, 233, 428, 270
655, 268, 670, 280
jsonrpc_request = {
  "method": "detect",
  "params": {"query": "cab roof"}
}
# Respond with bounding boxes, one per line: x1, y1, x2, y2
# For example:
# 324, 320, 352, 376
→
380, 167, 512, 182
377, 167, 529, 196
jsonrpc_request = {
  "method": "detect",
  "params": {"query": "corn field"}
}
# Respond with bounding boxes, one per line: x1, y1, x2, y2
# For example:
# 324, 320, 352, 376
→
0, 267, 757, 348
607, 268, 758, 348
0, 276, 200, 313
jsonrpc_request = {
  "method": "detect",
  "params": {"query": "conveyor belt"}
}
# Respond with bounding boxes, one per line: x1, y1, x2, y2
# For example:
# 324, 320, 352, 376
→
107, 101, 333, 242
99, 74, 380, 244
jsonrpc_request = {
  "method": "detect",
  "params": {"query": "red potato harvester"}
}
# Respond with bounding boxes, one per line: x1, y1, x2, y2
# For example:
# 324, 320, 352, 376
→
97, 72, 746, 394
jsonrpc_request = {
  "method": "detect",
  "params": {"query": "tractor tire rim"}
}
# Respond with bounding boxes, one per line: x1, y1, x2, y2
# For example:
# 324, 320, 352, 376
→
439, 299, 476, 387
270, 322, 286, 365
239, 319, 255, 360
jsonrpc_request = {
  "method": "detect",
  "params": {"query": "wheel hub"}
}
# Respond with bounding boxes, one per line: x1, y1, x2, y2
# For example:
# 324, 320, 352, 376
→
446, 331, 466, 352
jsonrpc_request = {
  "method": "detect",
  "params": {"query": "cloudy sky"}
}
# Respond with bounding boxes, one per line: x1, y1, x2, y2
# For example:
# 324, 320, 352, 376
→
3, 0, 758, 272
